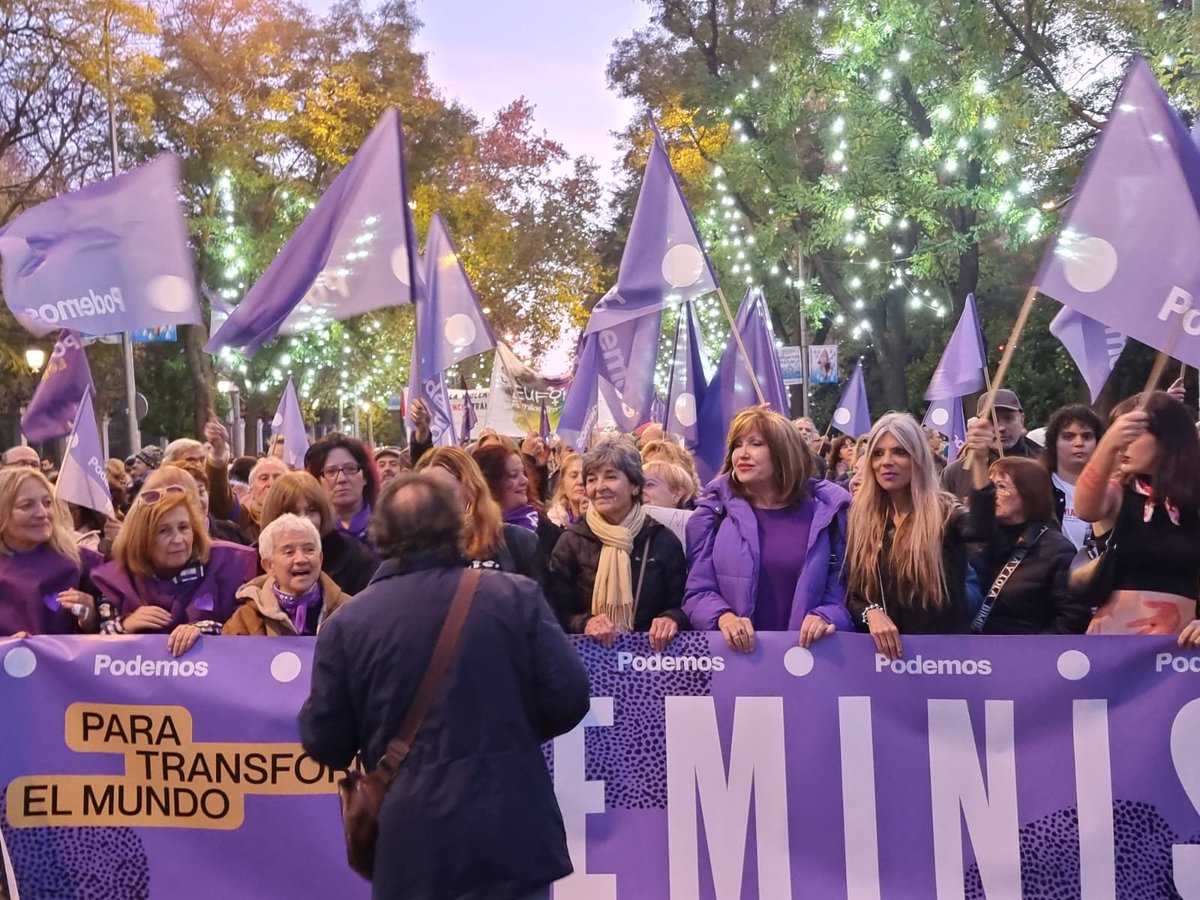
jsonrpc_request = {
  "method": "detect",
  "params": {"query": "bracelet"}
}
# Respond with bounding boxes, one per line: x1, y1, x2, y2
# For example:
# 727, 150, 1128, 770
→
861, 604, 884, 626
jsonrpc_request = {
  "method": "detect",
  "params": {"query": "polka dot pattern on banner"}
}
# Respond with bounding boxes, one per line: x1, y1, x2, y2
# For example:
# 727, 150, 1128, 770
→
270, 651, 302, 683
783, 646, 815, 677
3, 646, 36, 678
1061, 236, 1118, 293
661, 244, 705, 289
147, 275, 194, 313
1056, 650, 1090, 681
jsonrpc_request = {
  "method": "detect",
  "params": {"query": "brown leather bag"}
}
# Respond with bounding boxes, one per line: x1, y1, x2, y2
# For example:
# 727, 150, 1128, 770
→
338, 567, 481, 880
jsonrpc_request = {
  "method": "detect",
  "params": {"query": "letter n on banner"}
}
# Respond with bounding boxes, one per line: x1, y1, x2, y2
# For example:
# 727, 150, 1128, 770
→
665, 697, 791, 899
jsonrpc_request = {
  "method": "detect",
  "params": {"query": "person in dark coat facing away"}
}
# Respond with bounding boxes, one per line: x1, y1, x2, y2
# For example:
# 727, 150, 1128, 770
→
299, 473, 591, 900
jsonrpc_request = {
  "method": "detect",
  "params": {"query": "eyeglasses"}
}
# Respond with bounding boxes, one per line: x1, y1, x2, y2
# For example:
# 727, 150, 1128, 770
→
992, 481, 1015, 496
321, 464, 362, 481
138, 484, 187, 505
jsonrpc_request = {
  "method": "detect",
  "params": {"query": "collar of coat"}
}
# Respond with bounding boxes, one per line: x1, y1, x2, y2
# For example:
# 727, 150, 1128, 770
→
234, 572, 351, 630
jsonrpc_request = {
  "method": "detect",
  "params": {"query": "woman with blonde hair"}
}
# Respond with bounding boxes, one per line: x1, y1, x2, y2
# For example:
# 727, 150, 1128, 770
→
546, 451, 586, 528
684, 405, 851, 653
415, 446, 546, 583
642, 459, 696, 509
0, 468, 101, 636
92, 486, 256, 656
845, 412, 995, 659
640, 439, 702, 498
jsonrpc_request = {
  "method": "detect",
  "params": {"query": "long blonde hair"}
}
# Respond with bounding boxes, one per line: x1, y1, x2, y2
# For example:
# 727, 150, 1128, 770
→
414, 446, 505, 559
0, 468, 81, 566
845, 412, 957, 609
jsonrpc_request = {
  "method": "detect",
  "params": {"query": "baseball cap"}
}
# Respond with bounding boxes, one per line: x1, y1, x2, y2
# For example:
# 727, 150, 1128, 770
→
977, 389, 1022, 416
373, 445, 403, 461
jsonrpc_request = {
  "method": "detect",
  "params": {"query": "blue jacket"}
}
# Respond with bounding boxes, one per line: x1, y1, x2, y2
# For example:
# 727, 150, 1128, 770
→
682, 475, 852, 631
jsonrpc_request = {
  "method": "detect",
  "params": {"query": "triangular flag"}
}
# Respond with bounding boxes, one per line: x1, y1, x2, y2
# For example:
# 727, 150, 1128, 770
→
21, 330, 94, 442
831, 359, 870, 438
925, 293, 987, 400
54, 390, 114, 518
271, 378, 309, 468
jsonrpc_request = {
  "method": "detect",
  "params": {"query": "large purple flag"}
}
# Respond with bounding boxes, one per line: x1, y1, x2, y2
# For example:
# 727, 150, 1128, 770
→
54, 390, 114, 518
557, 332, 602, 450
1035, 58, 1200, 368
585, 118, 717, 334
588, 290, 664, 431
21, 330, 94, 442
664, 301, 709, 449
1049, 305, 1128, 401
420, 212, 497, 372
831, 359, 870, 438
408, 334, 455, 448
0, 155, 200, 338
924, 293, 986, 400
694, 288, 789, 482
206, 109, 421, 354
923, 395, 967, 456
459, 374, 478, 443
271, 378, 309, 469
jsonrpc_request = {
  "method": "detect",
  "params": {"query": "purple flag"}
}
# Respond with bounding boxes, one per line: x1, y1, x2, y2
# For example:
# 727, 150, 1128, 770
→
924, 293, 986, 400
1035, 58, 1200, 369
271, 378, 309, 469
538, 398, 551, 441
831, 359, 870, 438
459, 374, 478, 443
584, 288, 663, 431
664, 301, 709, 449
648, 394, 666, 425
922, 395, 967, 456
21, 330, 94, 442
206, 109, 421, 354
1049, 305, 1128, 401
54, 390, 114, 518
420, 212, 497, 372
585, 118, 718, 334
558, 331, 604, 450
0, 155, 199, 338
694, 288, 790, 482
408, 333, 455, 448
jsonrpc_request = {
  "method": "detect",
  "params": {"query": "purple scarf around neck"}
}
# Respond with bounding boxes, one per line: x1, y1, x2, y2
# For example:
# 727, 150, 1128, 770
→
271, 580, 323, 635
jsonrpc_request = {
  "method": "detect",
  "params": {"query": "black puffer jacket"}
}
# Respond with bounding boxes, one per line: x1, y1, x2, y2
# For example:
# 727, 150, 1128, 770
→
321, 529, 380, 595
547, 514, 688, 633
972, 522, 1089, 634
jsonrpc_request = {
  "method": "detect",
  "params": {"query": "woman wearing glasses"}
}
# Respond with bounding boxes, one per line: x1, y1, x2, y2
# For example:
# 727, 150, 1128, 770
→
0, 467, 102, 636
304, 433, 379, 549
92, 484, 257, 656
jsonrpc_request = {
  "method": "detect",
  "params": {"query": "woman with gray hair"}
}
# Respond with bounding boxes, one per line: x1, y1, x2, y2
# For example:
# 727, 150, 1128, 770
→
547, 438, 688, 651
223, 513, 352, 636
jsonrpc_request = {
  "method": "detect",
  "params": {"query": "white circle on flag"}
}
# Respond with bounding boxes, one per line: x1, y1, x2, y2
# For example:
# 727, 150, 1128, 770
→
661, 245, 705, 288
270, 651, 302, 683
783, 646, 814, 677
444, 314, 477, 349
674, 392, 697, 427
1061, 237, 1118, 293
3, 647, 36, 679
833, 407, 851, 426
1056, 650, 1090, 681
930, 407, 949, 427
147, 275, 194, 312
271, 412, 284, 428
390, 245, 412, 285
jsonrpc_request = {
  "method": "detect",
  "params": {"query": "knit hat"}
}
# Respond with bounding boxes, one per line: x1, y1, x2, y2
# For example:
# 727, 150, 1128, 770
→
135, 446, 164, 469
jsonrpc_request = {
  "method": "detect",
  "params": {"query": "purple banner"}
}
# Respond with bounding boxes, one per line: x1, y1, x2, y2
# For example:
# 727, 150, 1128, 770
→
3, 634, 1200, 897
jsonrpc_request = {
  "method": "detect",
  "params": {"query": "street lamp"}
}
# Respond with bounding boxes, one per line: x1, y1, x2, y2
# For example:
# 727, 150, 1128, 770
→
216, 380, 244, 457
24, 347, 45, 373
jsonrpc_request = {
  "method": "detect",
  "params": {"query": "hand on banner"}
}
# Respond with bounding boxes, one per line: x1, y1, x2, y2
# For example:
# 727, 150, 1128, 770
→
798, 613, 835, 648
583, 613, 617, 648
1168, 376, 1186, 403
122, 606, 172, 633
647, 616, 678, 652
866, 608, 902, 660
204, 417, 230, 465
10, 631, 28, 639
57, 589, 96, 630
1179, 619, 1200, 648
718, 612, 756, 653
167, 623, 202, 657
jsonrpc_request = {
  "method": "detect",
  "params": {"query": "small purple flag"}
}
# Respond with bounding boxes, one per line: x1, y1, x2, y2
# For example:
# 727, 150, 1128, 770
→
21, 330, 94, 442
421, 212, 497, 372
271, 378, 309, 469
54, 390, 114, 518
924, 293, 986, 400
581, 289, 663, 432
557, 331, 603, 450
0, 155, 200, 338
831, 359, 870, 438
1035, 58, 1200, 369
694, 288, 790, 482
648, 394, 666, 426
408, 333, 456, 447
923, 395, 967, 456
206, 109, 421, 354
539, 398, 551, 441
459, 374, 478, 443
664, 301, 709, 449
1049, 305, 1128, 401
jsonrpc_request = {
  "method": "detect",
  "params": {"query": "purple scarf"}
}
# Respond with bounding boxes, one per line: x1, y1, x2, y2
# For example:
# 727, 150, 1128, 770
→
336, 504, 373, 544
271, 580, 323, 635
503, 504, 540, 532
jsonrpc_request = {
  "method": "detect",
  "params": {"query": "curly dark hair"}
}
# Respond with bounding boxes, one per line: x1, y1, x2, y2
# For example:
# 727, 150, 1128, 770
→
303, 432, 379, 507
1041, 404, 1105, 474
370, 473, 464, 564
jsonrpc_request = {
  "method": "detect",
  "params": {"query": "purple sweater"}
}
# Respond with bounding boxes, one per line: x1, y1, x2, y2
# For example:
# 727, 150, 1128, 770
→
0, 544, 103, 636
683, 475, 852, 631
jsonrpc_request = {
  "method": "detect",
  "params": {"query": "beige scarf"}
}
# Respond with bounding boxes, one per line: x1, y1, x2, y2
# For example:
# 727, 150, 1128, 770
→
586, 502, 646, 633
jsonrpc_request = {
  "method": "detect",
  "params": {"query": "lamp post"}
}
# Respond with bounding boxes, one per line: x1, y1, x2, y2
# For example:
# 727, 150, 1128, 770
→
217, 380, 244, 457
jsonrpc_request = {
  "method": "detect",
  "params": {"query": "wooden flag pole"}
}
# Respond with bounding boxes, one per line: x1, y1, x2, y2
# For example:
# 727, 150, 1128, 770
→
715, 286, 767, 405
1138, 317, 1185, 406
976, 286, 1039, 424
981, 367, 1005, 459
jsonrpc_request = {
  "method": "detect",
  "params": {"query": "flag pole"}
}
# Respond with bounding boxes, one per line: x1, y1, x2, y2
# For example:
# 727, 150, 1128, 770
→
976, 286, 1039, 423
1139, 317, 1184, 404
981, 368, 1005, 459
714, 286, 767, 405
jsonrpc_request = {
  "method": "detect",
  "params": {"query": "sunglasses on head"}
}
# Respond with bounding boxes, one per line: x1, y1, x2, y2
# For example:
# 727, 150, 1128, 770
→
138, 484, 187, 506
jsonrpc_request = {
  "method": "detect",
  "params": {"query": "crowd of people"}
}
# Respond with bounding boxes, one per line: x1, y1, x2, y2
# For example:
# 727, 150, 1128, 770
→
4, 381, 1200, 660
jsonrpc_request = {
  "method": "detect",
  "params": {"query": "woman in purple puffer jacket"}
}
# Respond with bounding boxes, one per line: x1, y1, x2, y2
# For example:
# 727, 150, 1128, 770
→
683, 405, 852, 653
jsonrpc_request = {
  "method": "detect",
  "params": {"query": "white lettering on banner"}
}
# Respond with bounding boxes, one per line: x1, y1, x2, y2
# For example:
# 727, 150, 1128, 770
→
928, 700, 1020, 900
24, 287, 125, 326
874, 654, 992, 675
1074, 700, 1115, 899
1157, 286, 1200, 336
553, 698, 616, 900
615, 652, 725, 673
93, 654, 208, 678
1156, 652, 1200, 673
666, 697, 791, 899
598, 329, 628, 390
1169, 698, 1200, 895
839, 697, 881, 900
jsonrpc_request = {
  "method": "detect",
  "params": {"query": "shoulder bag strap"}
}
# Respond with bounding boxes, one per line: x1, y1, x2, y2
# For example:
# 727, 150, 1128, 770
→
376, 567, 482, 777
970, 526, 1047, 634
632, 527, 652, 613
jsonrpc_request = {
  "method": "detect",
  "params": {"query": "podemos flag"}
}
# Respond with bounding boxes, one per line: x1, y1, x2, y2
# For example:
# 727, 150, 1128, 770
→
925, 294, 987, 400
831, 359, 870, 438
54, 390, 114, 518
271, 378, 309, 469
21, 330, 94, 442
